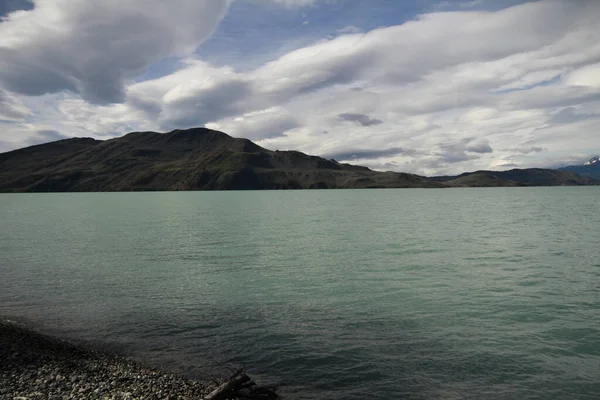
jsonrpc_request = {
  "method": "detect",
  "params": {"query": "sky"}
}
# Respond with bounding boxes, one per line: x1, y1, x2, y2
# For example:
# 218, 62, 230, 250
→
0, 0, 599, 175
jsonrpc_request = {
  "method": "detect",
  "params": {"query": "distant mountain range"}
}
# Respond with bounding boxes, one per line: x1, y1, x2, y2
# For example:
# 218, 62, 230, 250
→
0, 128, 598, 192
559, 156, 600, 179
432, 168, 599, 187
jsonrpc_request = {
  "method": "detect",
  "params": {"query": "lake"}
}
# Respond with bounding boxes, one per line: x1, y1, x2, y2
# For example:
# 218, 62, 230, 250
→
1, 188, 599, 399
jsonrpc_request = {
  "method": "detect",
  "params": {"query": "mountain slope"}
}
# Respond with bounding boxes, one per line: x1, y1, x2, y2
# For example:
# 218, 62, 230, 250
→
558, 156, 600, 179
0, 128, 442, 191
432, 168, 600, 187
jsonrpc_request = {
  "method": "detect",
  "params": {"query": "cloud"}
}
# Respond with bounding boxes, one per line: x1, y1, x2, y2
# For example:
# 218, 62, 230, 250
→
548, 106, 600, 125
496, 162, 518, 169
509, 146, 546, 155
0, 0, 231, 104
159, 78, 252, 129
494, 70, 562, 93
338, 113, 383, 126
206, 107, 299, 140
24, 129, 68, 146
564, 62, 600, 88
466, 138, 493, 154
439, 152, 480, 164
0, 121, 70, 152
434, 138, 493, 166
0, 89, 31, 122
325, 147, 409, 161
248, 0, 584, 99
2, 0, 600, 176
111, 0, 600, 172
337, 25, 361, 34
126, 60, 255, 130
270, 0, 319, 7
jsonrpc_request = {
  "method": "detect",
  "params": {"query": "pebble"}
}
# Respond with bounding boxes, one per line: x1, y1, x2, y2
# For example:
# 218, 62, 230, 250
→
1, 321, 216, 399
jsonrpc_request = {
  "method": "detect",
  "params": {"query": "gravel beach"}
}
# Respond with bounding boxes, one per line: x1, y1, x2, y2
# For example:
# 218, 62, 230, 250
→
0, 320, 218, 400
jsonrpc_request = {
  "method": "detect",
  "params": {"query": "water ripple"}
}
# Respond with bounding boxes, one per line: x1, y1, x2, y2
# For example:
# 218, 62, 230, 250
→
0, 188, 599, 399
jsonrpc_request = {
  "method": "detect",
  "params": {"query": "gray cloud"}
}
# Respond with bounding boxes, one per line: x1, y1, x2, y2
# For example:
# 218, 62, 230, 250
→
438, 151, 480, 163
497, 163, 519, 168
405, 154, 479, 175
466, 140, 493, 154
548, 106, 600, 125
0, 0, 230, 104
249, 120, 298, 140
0, 140, 10, 153
325, 147, 409, 161
25, 130, 69, 146
158, 78, 253, 129
436, 137, 493, 164
338, 113, 383, 127
509, 146, 546, 155
0, 129, 70, 153
443, 138, 493, 153
503, 87, 600, 113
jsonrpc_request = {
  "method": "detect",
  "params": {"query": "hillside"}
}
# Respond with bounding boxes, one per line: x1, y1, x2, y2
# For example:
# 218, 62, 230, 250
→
1, 128, 598, 192
0, 128, 442, 191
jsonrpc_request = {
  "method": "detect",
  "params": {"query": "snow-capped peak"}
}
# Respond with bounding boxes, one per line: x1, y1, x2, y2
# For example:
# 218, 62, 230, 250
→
584, 155, 600, 166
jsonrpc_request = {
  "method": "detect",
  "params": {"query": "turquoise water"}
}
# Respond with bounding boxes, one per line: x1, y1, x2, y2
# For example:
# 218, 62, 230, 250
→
1, 188, 599, 399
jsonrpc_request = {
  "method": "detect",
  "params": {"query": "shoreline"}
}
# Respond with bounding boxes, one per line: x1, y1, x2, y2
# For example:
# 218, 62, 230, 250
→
0, 320, 276, 399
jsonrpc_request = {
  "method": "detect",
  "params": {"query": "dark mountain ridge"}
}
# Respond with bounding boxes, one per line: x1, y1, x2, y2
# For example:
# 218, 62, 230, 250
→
0, 127, 598, 192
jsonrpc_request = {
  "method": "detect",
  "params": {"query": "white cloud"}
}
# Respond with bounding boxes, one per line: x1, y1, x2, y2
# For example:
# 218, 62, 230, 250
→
0, 89, 31, 122
55, 98, 155, 137
565, 63, 600, 88
0, 92, 157, 151
206, 107, 299, 140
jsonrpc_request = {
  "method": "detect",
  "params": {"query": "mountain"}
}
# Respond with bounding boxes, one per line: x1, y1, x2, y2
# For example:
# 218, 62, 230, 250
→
0, 128, 442, 191
432, 168, 600, 187
559, 156, 600, 179
0, 128, 597, 192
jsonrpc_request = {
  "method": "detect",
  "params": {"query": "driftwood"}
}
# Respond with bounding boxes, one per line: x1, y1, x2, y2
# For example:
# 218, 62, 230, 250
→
204, 368, 278, 400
